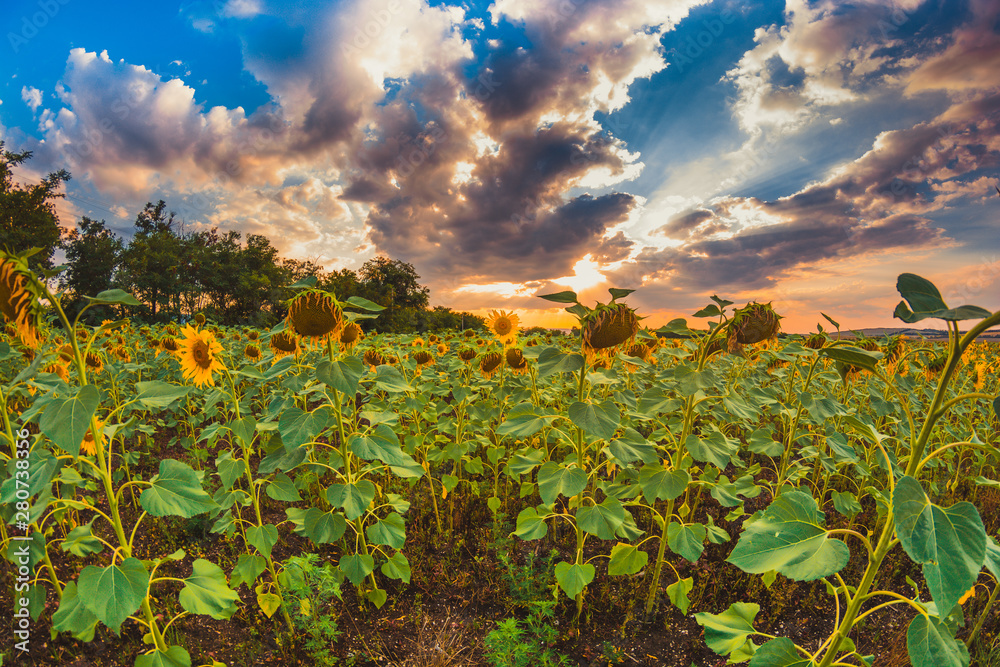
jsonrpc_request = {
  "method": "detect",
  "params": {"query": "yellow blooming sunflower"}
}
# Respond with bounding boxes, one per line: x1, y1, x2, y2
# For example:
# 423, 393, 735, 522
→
286, 291, 343, 346
80, 419, 104, 457
177, 324, 225, 387
486, 310, 519, 345
0, 253, 45, 349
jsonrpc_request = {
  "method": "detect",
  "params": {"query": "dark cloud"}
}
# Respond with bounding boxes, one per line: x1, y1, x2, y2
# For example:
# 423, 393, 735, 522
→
654, 209, 714, 238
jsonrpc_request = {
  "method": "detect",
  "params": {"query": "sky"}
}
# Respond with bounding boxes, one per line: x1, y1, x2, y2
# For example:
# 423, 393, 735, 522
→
1, 0, 999, 333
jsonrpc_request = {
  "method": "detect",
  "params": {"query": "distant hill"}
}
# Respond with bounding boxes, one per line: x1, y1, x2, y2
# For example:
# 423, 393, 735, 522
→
818, 327, 1000, 340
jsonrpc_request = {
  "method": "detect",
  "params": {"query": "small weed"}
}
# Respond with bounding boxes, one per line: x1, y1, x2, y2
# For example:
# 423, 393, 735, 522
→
281, 553, 344, 666
483, 601, 572, 667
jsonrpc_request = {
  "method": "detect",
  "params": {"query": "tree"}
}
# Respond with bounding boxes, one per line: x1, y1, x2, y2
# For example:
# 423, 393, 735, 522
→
60, 217, 124, 321
0, 141, 71, 270
358, 257, 430, 332
120, 201, 183, 321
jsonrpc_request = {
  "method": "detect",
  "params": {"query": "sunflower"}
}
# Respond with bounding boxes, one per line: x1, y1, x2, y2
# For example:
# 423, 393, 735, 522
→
881, 336, 906, 364
727, 302, 781, 353
622, 342, 653, 371
428, 334, 439, 344
159, 336, 180, 357
463, 329, 476, 339
80, 419, 104, 457
803, 333, 826, 350
246, 330, 259, 341
113, 346, 132, 363
364, 349, 386, 370
286, 291, 343, 345
412, 337, 426, 347
479, 351, 503, 379
84, 351, 104, 374
194, 313, 207, 326
42, 362, 70, 383
177, 324, 226, 387
458, 348, 477, 362
270, 331, 300, 360
244, 343, 263, 362
413, 350, 435, 368
582, 304, 639, 364
436, 342, 449, 355
0, 253, 45, 349
339, 322, 364, 351
505, 348, 529, 375
486, 310, 519, 345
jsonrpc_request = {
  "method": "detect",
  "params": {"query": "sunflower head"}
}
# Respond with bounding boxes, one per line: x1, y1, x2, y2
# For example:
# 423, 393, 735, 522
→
177, 325, 226, 387
412, 337, 425, 348
159, 336, 180, 356
487, 310, 520, 345
80, 419, 104, 457
803, 333, 827, 350
270, 331, 300, 360
479, 351, 503, 379
246, 330, 259, 341
856, 337, 879, 352
505, 347, 529, 375
286, 291, 343, 344
42, 362, 70, 383
413, 350, 435, 367
0, 252, 46, 349
339, 322, 364, 351
244, 343, 262, 362
436, 343, 448, 355
728, 302, 782, 349
881, 335, 906, 364
582, 304, 639, 363
58, 343, 75, 363
428, 334, 439, 344
363, 349, 386, 369
193, 313, 206, 326
458, 348, 477, 362
463, 329, 476, 339
84, 351, 104, 374
113, 346, 132, 363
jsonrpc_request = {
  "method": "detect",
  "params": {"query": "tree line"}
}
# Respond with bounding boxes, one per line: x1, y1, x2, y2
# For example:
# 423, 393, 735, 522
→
1, 143, 483, 332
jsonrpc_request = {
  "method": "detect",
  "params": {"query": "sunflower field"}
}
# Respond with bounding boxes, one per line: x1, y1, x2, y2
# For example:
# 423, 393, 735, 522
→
2, 246, 1000, 667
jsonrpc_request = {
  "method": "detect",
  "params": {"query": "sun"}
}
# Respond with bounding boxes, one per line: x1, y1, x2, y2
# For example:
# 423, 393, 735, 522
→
556, 254, 605, 293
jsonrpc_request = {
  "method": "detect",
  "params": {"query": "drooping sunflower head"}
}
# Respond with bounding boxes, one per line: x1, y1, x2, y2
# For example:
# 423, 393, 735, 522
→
479, 351, 503, 379
856, 337, 879, 352
728, 302, 782, 348
159, 336, 180, 356
244, 343, 262, 362
270, 331, 300, 360
194, 312, 206, 326
177, 324, 226, 387
486, 310, 520, 345
363, 349, 386, 369
246, 329, 259, 341
42, 362, 70, 383
58, 343, 75, 364
458, 347, 477, 362
803, 333, 827, 350
413, 350, 435, 367
112, 346, 131, 363
84, 351, 104, 374
463, 329, 476, 339
505, 347, 529, 375
881, 336, 907, 364
582, 304, 639, 363
339, 322, 364, 351
0, 253, 46, 349
286, 290, 343, 344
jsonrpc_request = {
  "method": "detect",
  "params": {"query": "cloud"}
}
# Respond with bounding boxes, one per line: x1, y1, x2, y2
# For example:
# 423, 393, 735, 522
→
905, 0, 1000, 96
20, 86, 42, 112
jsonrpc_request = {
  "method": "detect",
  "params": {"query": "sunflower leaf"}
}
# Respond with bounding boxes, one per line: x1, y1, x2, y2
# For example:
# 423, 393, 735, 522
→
537, 291, 579, 304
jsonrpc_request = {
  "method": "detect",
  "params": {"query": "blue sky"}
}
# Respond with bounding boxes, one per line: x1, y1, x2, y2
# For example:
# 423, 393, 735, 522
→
2, 0, 998, 331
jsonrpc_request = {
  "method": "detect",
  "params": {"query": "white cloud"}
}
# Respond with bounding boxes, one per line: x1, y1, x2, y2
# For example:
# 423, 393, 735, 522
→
21, 86, 42, 112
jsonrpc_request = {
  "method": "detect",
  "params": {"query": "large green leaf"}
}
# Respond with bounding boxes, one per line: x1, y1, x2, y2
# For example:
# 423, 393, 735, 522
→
639, 464, 689, 503
40, 384, 99, 456
568, 400, 620, 440
685, 430, 738, 469
0, 448, 61, 503
537, 290, 579, 304
666, 576, 694, 614
381, 552, 411, 583
178, 559, 239, 620
229, 554, 267, 590
134, 381, 193, 409
78, 558, 149, 634
277, 406, 328, 449
554, 562, 594, 598
52, 581, 99, 640
819, 346, 882, 372
215, 452, 247, 491
727, 491, 849, 581
668, 522, 706, 563
894, 273, 991, 323
86, 288, 142, 306
893, 475, 986, 614
349, 424, 418, 467
302, 508, 347, 544
140, 459, 216, 518
536, 461, 587, 505
327, 480, 376, 520
608, 428, 658, 465
61, 522, 104, 557
608, 543, 648, 576
366, 512, 406, 549
317, 357, 365, 395
246, 524, 279, 558
537, 347, 585, 377
135, 646, 192, 667
576, 497, 626, 540
750, 638, 815, 667
344, 295, 386, 311
695, 602, 760, 655
372, 365, 412, 393
496, 402, 558, 437
265, 473, 302, 502
340, 553, 375, 586
906, 614, 970, 667
514, 507, 548, 540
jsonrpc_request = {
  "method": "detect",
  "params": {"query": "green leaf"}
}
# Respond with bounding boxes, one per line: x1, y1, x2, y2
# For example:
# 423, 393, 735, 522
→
366, 512, 406, 549
179, 559, 239, 620
351, 425, 418, 467
536, 346, 585, 376
301, 508, 347, 544
345, 295, 386, 311
608, 287, 635, 301
820, 346, 882, 372
372, 365, 412, 393
568, 400, 620, 440
639, 465, 689, 503
727, 491, 849, 581
40, 384, 99, 456
554, 562, 595, 598
230, 554, 267, 590
668, 522, 707, 563
79, 558, 149, 634
608, 428, 658, 465
514, 507, 548, 540
228, 416, 256, 447
288, 276, 318, 290
608, 543, 648, 576
666, 577, 694, 615
277, 407, 327, 449
894, 273, 991, 323
831, 490, 861, 518
135, 381, 193, 409
246, 524, 279, 558
140, 460, 216, 518
820, 312, 840, 329
695, 602, 760, 656
134, 646, 192, 667
693, 304, 721, 318
52, 581, 99, 640
340, 553, 375, 586
537, 290, 579, 304
893, 475, 986, 614
748, 429, 784, 457
265, 473, 301, 502
749, 638, 815, 667
906, 614, 970, 667
61, 522, 104, 557
316, 357, 364, 395
993, 395, 999, 422
576, 497, 626, 540
327, 480, 376, 520
215, 453, 247, 491
85, 289, 141, 306
685, 430, 737, 469
985, 536, 1000, 580
536, 461, 587, 505
381, 552, 411, 583
256, 592, 282, 618
496, 402, 558, 437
